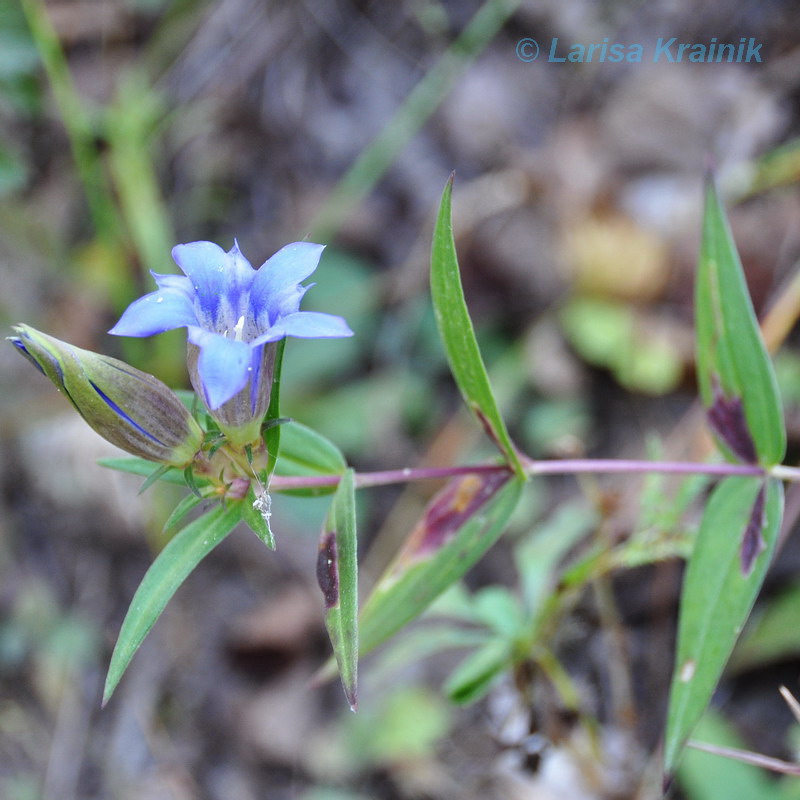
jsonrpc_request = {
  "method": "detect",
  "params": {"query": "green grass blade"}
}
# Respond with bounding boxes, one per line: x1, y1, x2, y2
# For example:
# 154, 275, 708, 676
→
103, 502, 243, 704
695, 178, 785, 466
318, 469, 358, 710
358, 472, 523, 656
431, 177, 525, 478
664, 476, 784, 778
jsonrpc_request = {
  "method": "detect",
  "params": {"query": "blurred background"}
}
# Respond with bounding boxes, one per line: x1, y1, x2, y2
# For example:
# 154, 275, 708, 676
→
2, 0, 800, 798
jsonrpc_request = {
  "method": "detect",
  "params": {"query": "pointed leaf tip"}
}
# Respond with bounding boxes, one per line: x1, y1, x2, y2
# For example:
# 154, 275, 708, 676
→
695, 180, 785, 467
430, 178, 525, 478
103, 503, 243, 704
664, 477, 783, 774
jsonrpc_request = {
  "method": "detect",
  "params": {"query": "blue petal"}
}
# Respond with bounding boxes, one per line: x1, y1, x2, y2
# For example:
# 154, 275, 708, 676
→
151, 271, 194, 294
187, 329, 251, 409
172, 241, 258, 333
109, 289, 198, 337
252, 311, 354, 344
250, 242, 325, 329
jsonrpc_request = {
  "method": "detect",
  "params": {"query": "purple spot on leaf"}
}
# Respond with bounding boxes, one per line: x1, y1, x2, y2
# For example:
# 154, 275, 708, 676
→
741, 483, 767, 577
400, 471, 512, 562
317, 531, 339, 608
707, 381, 757, 464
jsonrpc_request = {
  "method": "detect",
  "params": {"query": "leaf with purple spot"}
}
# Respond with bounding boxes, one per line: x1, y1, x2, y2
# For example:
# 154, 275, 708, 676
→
318, 468, 358, 710
357, 471, 523, 657
706, 381, 758, 464
664, 476, 783, 779
695, 178, 785, 466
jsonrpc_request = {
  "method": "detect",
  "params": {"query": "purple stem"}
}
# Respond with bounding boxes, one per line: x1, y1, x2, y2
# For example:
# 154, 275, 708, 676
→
268, 458, 770, 492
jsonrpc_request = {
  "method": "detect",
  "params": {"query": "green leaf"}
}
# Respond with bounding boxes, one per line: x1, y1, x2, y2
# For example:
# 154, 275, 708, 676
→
103, 502, 243, 704
318, 468, 358, 710
514, 502, 597, 618
368, 625, 492, 687
663, 476, 784, 778
678, 711, 784, 800
183, 465, 202, 497
729, 581, 800, 672
137, 464, 171, 495
273, 421, 347, 496
443, 639, 511, 704
470, 586, 523, 638
98, 456, 188, 485
430, 177, 525, 478
162, 492, 205, 532
695, 179, 785, 466
358, 472, 523, 656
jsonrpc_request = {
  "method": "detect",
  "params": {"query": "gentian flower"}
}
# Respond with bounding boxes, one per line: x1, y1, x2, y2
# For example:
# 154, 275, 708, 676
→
9, 325, 203, 466
110, 241, 353, 446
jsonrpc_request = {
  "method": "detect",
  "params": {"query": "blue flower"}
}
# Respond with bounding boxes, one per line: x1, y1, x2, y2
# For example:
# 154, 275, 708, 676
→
110, 240, 352, 444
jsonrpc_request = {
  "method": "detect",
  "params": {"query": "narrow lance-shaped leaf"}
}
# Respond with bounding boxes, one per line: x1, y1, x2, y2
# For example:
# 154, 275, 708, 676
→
695, 178, 785, 466
98, 456, 189, 486
663, 476, 784, 779
317, 469, 358, 710
358, 471, 523, 657
430, 176, 526, 479
103, 502, 243, 705
162, 491, 206, 532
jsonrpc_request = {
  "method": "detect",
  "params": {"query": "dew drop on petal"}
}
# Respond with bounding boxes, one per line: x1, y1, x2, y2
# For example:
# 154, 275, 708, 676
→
156, 297, 164, 303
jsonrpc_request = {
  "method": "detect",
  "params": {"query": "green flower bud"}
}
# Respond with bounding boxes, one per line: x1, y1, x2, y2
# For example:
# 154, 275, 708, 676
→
9, 325, 203, 467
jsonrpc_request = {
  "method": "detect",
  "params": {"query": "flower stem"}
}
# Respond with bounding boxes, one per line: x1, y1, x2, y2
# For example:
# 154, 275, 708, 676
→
266, 458, 800, 492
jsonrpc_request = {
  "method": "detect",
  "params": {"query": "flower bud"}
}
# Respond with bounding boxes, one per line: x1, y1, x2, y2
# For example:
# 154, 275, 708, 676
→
9, 325, 203, 467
